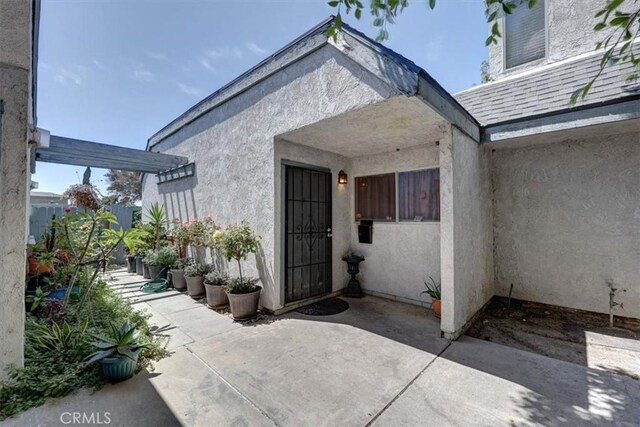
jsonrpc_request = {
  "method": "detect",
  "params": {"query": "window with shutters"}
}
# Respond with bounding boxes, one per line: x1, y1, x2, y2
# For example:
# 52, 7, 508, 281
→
505, 0, 546, 69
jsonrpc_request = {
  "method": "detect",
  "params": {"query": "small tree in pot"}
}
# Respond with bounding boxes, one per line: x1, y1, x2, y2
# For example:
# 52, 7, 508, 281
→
204, 271, 229, 309
183, 263, 210, 298
215, 221, 261, 319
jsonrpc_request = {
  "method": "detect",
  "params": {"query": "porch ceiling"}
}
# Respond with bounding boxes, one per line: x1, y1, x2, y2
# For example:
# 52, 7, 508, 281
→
279, 96, 450, 158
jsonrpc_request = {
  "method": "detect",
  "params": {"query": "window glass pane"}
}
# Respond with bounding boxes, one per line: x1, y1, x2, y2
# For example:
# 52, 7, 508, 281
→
398, 169, 440, 221
505, 0, 545, 68
355, 174, 395, 221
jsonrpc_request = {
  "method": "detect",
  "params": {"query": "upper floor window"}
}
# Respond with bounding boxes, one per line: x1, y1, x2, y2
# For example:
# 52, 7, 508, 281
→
505, 0, 546, 69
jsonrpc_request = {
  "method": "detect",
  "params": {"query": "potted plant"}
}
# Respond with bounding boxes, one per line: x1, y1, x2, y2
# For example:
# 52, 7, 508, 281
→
123, 228, 147, 274
170, 259, 187, 291
215, 221, 261, 319
225, 277, 261, 319
183, 263, 210, 298
341, 249, 365, 298
36, 251, 57, 275
85, 321, 149, 383
146, 247, 177, 280
421, 276, 441, 319
204, 271, 229, 308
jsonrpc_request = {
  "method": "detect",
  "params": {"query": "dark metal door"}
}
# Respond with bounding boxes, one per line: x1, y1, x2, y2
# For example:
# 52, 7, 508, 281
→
285, 165, 332, 303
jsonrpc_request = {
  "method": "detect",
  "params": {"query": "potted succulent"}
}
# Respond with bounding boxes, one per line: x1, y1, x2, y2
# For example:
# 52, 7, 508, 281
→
342, 249, 365, 298
215, 221, 261, 319
204, 271, 229, 308
86, 321, 149, 383
183, 263, 210, 298
170, 259, 187, 291
421, 276, 442, 319
146, 247, 177, 280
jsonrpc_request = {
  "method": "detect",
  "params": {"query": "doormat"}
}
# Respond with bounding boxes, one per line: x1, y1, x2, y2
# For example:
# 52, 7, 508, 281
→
295, 298, 349, 316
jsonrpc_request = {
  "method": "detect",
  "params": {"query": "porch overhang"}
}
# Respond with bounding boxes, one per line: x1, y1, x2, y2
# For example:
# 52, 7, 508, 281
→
278, 96, 451, 157
35, 135, 189, 173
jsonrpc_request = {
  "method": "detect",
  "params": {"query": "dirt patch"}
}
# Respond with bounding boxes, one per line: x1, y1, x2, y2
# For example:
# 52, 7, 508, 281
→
467, 297, 640, 378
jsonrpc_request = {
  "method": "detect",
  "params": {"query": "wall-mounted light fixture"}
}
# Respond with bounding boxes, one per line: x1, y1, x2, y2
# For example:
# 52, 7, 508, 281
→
338, 170, 348, 185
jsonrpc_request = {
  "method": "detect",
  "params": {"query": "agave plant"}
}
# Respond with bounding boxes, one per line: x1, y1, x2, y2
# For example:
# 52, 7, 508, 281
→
144, 203, 167, 250
85, 321, 148, 364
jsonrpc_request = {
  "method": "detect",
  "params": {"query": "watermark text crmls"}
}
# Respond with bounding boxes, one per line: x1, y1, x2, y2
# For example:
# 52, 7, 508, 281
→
60, 412, 111, 425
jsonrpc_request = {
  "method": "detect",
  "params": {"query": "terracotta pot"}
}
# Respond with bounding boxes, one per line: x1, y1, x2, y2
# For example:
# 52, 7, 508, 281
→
432, 299, 441, 319
36, 264, 54, 275
185, 276, 205, 298
227, 287, 261, 320
171, 269, 186, 290
205, 283, 228, 308
27, 257, 39, 275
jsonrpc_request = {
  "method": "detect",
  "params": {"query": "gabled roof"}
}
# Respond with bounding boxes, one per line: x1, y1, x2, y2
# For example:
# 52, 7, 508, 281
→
454, 47, 640, 126
147, 17, 479, 147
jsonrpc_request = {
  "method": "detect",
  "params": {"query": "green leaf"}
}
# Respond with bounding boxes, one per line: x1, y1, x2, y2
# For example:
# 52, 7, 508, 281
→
355, 8, 362, 19
594, 22, 607, 31
428, 0, 436, 10
328, 0, 339, 6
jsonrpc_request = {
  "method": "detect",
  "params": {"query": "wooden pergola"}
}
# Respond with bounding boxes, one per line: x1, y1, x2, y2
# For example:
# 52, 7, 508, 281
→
35, 135, 188, 173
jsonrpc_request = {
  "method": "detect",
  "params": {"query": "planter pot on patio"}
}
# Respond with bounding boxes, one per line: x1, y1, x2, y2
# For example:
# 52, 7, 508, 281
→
135, 256, 144, 275
143, 262, 151, 279
185, 276, 205, 298
342, 256, 364, 298
432, 299, 441, 319
227, 287, 261, 320
171, 269, 186, 290
148, 265, 168, 280
205, 283, 228, 308
98, 350, 140, 383
126, 255, 136, 273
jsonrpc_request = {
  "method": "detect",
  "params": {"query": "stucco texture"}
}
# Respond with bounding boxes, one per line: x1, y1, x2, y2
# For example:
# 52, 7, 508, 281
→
0, 0, 31, 377
492, 131, 640, 318
488, 0, 618, 79
350, 144, 441, 305
440, 127, 494, 338
143, 44, 397, 311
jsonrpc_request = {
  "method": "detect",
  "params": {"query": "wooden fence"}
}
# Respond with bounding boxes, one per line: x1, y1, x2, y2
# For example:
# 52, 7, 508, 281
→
29, 204, 141, 264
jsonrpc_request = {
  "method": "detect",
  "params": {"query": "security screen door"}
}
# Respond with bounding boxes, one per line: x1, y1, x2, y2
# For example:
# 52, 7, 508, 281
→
284, 165, 332, 303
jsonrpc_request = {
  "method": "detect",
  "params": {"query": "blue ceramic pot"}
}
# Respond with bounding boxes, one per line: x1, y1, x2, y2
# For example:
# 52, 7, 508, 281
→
98, 349, 140, 383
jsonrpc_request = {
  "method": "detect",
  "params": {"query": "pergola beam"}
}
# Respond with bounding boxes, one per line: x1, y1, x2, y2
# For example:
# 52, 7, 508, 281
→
36, 135, 188, 173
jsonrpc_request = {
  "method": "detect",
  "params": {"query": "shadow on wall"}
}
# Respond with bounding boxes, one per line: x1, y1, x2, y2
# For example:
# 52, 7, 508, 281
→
255, 242, 275, 308
157, 174, 199, 224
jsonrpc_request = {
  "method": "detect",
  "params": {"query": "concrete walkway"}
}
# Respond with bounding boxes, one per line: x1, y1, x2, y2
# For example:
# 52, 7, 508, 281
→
6, 270, 640, 426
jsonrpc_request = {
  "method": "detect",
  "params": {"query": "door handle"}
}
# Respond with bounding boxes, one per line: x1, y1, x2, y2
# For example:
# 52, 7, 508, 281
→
327, 227, 332, 238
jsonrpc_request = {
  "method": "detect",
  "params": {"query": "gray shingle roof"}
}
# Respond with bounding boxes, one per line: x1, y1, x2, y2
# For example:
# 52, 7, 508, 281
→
454, 51, 639, 126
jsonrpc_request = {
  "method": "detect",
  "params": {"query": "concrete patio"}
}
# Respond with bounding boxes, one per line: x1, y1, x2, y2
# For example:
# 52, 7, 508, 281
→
6, 270, 640, 426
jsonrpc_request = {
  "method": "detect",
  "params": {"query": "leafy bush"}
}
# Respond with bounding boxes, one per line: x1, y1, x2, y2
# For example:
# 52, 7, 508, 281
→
204, 271, 228, 286
183, 263, 211, 277
145, 247, 177, 267
225, 277, 260, 295
214, 220, 260, 282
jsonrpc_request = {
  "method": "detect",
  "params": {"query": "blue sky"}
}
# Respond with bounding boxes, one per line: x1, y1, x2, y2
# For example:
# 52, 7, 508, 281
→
34, 0, 487, 195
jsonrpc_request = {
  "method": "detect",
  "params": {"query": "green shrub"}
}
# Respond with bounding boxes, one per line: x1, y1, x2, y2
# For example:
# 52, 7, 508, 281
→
225, 277, 260, 295
204, 271, 229, 286
183, 263, 211, 277
0, 281, 167, 420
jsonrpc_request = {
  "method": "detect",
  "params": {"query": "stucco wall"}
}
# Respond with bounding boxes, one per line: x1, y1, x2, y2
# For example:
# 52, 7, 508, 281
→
0, 0, 32, 378
492, 132, 640, 318
488, 0, 616, 79
350, 144, 441, 305
440, 127, 494, 338
142, 44, 396, 311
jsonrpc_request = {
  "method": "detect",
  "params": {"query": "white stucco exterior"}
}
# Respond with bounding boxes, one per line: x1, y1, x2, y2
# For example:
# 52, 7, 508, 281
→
492, 130, 640, 319
488, 0, 626, 79
0, 0, 34, 378
440, 127, 494, 338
